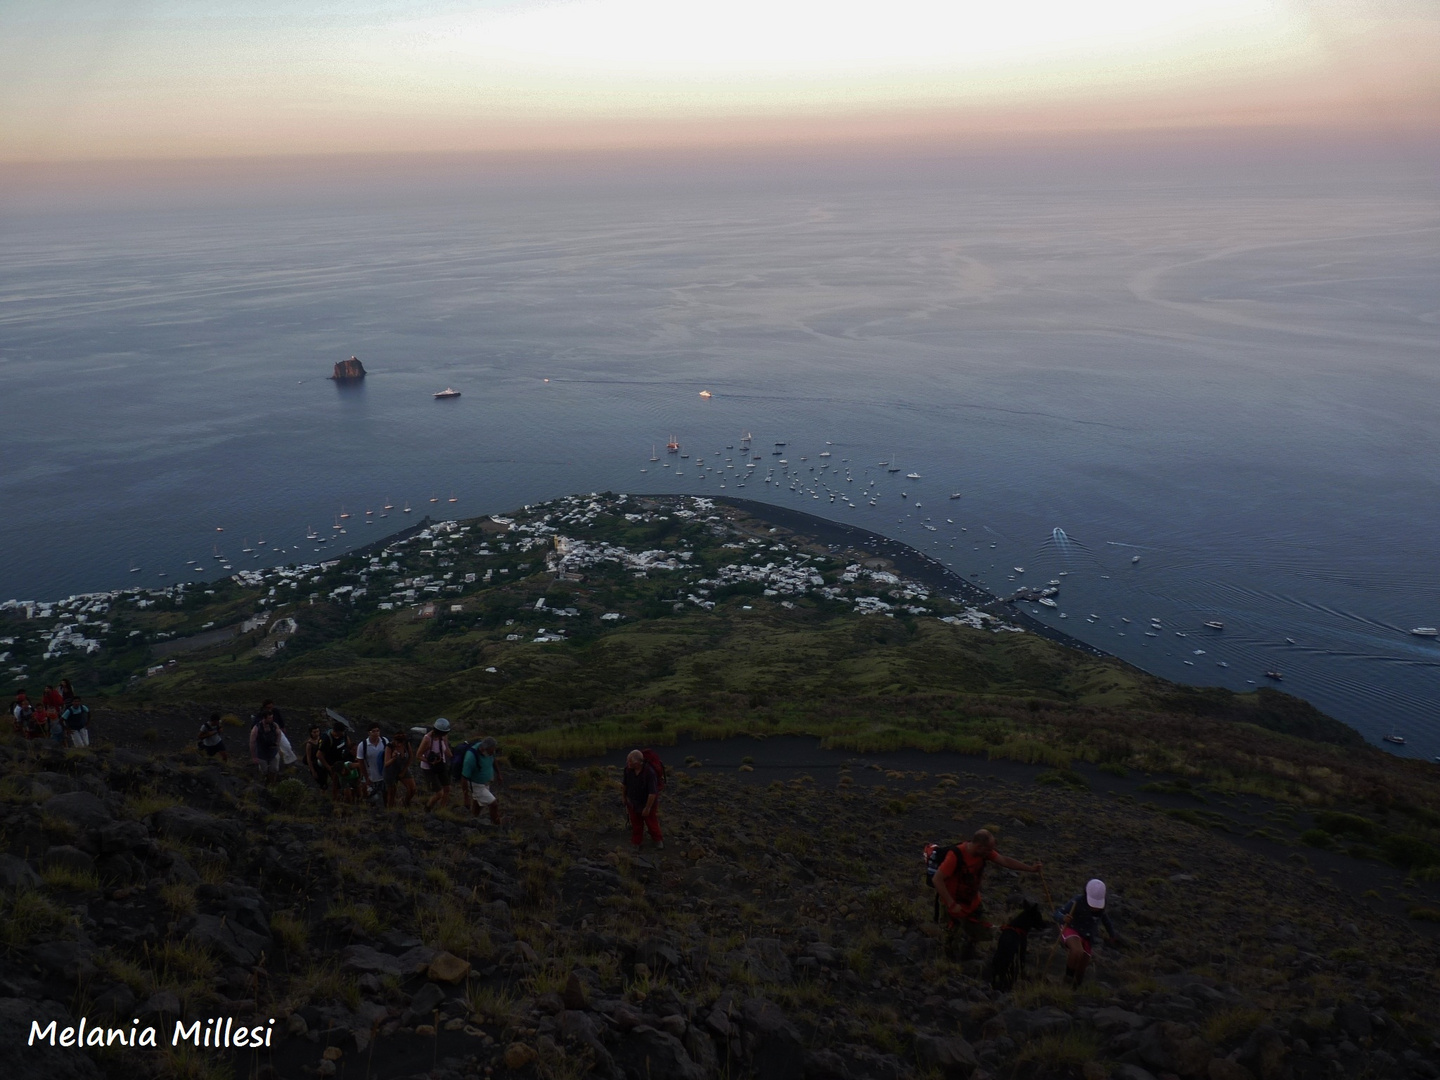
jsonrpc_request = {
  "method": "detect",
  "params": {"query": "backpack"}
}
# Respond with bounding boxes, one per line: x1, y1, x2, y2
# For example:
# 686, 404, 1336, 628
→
641, 749, 667, 792
449, 741, 475, 781
923, 841, 968, 923
63, 704, 89, 730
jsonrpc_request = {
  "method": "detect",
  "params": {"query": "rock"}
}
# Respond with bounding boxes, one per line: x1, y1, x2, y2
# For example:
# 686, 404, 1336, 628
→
635, 936, 681, 972
805, 1049, 852, 1079
322, 1046, 343, 1061
394, 945, 438, 974
140, 990, 182, 1020
1333, 1003, 1372, 1042
914, 1033, 979, 1078
1236, 1025, 1287, 1080
427, 951, 471, 984
657, 1014, 687, 1038
1137, 1021, 1212, 1078
184, 913, 272, 967
1113, 1067, 1160, 1080
1208, 1058, 1256, 1080
740, 998, 805, 1080
30, 941, 98, 983
409, 983, 446, 1018
737, 938, 793, 983
287, 1014, 309, 1037
153, 805, 239, 849
1093, 1007, 1149, 1033
43, 791, 112, 832
562, 971, 591, 1011
164, 854, 200, 885
94, 820, 149, 854
803, 941, 842, 965
339, 945, 404, 978
536, 992, 566, 1016
90, 982, 137, 1020
0, 854, 40, 891
613, 1026, 708, 1080
504, 1043, 537, 1069
0, 997, 104, 1080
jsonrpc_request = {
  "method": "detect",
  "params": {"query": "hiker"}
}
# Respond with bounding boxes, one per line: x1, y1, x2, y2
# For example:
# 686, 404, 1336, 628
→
385, 729, 415, 809
319, 719, 351, 798
197, 712, 228, 761
303, 724, 328, 787
59, 678, 76, 707
623, 749, 664, 851
356, 722, 389, 805
11, 690, 41, 739
932, 829, 1042, 960
1055, 879, 1119, 988
250, 708, 282, 783
41, 684, 65, 718
461, 737, 502, 824
336, 756, 363, 805
258, 699, 285, 729
60, 696, 91, 747
417, 718, 453, 811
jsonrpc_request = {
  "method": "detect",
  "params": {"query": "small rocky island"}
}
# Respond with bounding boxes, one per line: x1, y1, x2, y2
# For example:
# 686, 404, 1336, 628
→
330, 355, 366, 381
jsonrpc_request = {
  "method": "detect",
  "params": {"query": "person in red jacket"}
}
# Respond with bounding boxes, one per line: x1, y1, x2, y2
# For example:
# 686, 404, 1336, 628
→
623, 749, 663, 851
933, 829, 1042, 960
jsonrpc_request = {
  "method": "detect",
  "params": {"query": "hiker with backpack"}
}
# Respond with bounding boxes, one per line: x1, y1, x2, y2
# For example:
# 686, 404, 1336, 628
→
11, 690, 41, 740
459, 737, 503, 825
250, 708, 283, 783
41, 684, 65, 720
385, 728, 416, 809
418, 718, 453, 812
198, 712, 229, 761
1054, 878, 1120, 989
623, 749, 665, 851
356, 722, 389, 805
60, 696, 91, 747
318, 719, 351, 798
928, 829, 1042, 960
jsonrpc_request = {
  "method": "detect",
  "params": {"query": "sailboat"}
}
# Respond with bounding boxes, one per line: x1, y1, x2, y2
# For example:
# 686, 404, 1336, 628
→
650, 445, 660, 462
448, 494, 459, 503
306, 526, 318, 540
129, 562, 141, 573
403, 502, 412, 513
241, 539, 253, 553
429, 494, 439, 503
383, 499, 394, 510
666, 436, 680, 453
339, 506, 351, 520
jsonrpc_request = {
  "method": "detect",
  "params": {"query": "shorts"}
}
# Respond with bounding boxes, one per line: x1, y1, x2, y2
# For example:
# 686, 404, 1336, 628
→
469, 782, 496, 806
256, 756, 280, 776
201, 741, 226, 757
1060, 927, 1093, 956
423, 768, 449, 792
67, 728, 91, 747
384, 762, 409, 785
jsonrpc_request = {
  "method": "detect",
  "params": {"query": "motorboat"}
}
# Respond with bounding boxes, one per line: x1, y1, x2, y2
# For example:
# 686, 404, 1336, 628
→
819, 451, 831, 457
1131, 555, 1140, 564
1039, 597, 1057, 608
1204, 621, 1225, 630
1013, 567, 1024, 574
949, 492, 962, 499
1410, 627, 1438, 638
906, 472, 921, 480
1264, 671, 1283, 681
1383, 734, 1406, 745
434, 388, 461, 399
698, 390, 712, 398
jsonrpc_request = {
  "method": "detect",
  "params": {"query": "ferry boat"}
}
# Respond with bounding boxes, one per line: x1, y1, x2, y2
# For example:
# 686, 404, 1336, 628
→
1383, 734, 1406, 745
434, 388, 461, 399
1410, 627, 1438, 637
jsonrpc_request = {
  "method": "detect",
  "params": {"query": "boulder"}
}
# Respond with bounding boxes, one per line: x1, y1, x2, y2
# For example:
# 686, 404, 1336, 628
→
30, 941, 98, 983
153, 806, 239, 849
804, 1049, 852, 1079
563, 971, 591, 1011
1138, 1021, 1212, 1079
41, 846, 96, 877
635, 936, 681, 972
504, 1043, 537, 1069
1093, 1007, 1149, 1033
739, 998, 805, 1080
140, 989, 182, 1021
1208, 1058, 1257, 1080
1236, 1025, 1287, 1080
0, 854, 41, 891
91, 982, 137, 1021
43, 792, 112, 832
613, 1025, 708, 1080
407, 983, 446, 1019
426, 952, 471, 984
338, 945, 403, 978
94, 820, 150, 854
0, 997, 104, 1080
393, 945, 437, 975
914, 1033, 979, 1078
185, 913, 272, 967
737, 938, 792, 983
1113, 1067, 1160, 1080
1333, 1003, 1372, 1042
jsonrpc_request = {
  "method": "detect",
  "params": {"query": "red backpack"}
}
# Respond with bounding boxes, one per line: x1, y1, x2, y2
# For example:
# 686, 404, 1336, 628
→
641, 748, 667, 792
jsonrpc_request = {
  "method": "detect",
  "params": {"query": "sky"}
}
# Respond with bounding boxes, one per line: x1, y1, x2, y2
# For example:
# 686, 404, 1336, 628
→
0, 0, 1438, 163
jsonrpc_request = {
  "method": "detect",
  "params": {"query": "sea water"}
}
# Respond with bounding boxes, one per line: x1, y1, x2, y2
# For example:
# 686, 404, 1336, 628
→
1, 150, 1437, 754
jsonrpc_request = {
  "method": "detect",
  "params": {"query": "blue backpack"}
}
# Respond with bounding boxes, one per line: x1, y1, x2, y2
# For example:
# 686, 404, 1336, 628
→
449, 742, 475, 781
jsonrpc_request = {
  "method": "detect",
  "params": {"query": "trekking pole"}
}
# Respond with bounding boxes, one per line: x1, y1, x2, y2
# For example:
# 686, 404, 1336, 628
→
1036, 866, 1055, 911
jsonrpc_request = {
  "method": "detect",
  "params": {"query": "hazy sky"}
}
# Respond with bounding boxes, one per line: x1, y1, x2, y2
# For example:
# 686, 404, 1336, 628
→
1, 0, 1437, 162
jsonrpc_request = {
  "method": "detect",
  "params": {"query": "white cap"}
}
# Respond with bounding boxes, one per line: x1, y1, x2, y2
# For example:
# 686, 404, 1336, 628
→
1086, 879, 1106, 909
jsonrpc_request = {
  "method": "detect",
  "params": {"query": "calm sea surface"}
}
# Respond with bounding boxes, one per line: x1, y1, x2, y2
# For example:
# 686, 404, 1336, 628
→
2, 154, 1438, 754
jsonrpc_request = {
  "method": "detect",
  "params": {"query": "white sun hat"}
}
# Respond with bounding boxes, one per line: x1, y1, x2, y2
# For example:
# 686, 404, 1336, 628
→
1086, 879, 1106, 909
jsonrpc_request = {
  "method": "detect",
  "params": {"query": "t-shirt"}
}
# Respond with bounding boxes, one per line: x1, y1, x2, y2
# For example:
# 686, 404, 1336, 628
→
937, 843, 1002, 916
61, 704, 89, 730
357, 737, 388, 782
419, 734, 450, 771
462, 749, 496, 785
320, 730, 349, 765
623, 764, 659, 810
1057, 896, 1116, 943
198, 721, 223, 747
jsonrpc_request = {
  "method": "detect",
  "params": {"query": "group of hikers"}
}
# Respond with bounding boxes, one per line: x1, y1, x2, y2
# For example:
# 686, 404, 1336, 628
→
928, 828, 1120, 989
9, 681, 91, 747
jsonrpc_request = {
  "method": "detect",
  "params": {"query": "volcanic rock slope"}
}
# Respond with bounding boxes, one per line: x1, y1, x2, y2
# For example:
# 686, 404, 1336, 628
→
3, 735, 1440, 1080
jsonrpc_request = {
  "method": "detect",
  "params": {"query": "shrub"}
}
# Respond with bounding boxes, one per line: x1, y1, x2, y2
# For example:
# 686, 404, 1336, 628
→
989, 740, 1070, 768
1313, 811, 1381, 840
42, 864, 100, 892
508, 747, 538, 771
1299, 830, 1334, 849
1098, 762, 1128, 778
1035, 769, 1089, 791
270, 911, 308, 953
1408, 907, 1440, 922
1382, 835, 1440, 871
273, 777, 308, 812
1, 888, 76, 948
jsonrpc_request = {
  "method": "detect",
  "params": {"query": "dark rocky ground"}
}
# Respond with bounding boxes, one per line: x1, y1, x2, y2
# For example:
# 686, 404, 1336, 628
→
4, 731, 1440, 1080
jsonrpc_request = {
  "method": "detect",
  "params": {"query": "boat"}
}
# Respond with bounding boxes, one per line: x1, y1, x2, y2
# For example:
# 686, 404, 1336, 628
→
403, 503, 412, 513
339, 507, 351, 519
434, 388, 461, 399
242, 540, 253, 553
667, 436, 680, 453
257, 537, 266, 545
1013, 567, 1024, 574
306, 527, 318, 539
129, 563, 141, 573
1039, 597, 1057, 608
1204, 620, 1225, 630
887, 466, 901, 473
906, 472, 921, 480
775, 441, 786, 447
650, 445, 660, 462
949, 492, 962, 499
383, 499, 393, 510
1383, 734, 1406, 746
1264, 671, 1283, 681
698, 390, 712, 399
819, 451, 831, 458
1410, 627, 1439, 638
1131, 555, 1140, 564
448, 494, 459, 503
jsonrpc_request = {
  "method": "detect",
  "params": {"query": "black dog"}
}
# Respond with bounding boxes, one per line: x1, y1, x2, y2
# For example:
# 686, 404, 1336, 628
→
986, 900, 1049, 992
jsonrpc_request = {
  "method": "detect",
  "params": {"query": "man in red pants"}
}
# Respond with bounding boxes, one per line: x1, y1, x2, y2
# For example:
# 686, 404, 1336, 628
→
623, 749, 663, 851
